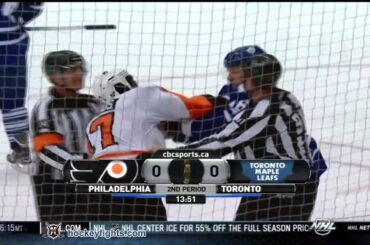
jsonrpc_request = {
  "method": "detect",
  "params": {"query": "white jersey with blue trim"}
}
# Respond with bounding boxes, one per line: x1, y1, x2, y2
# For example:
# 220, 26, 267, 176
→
0, 2, 44, 45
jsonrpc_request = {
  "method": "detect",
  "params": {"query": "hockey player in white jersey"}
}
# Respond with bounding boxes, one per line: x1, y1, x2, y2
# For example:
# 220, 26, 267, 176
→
87, 69, 225, 160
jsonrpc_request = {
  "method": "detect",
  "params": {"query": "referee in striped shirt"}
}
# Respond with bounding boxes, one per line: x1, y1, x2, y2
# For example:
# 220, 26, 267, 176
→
186, 53, 319, 221
30, 50, 102, 221
31, 51, 167, 221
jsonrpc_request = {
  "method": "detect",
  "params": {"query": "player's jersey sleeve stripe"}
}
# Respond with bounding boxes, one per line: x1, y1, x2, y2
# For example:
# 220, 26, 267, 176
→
161, 88, 213, 119
33, 132, 64, 153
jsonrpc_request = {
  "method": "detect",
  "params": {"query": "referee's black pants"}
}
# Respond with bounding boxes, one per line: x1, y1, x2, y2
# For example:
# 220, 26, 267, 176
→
32, 164, 167, 222
235, 177, 319, 221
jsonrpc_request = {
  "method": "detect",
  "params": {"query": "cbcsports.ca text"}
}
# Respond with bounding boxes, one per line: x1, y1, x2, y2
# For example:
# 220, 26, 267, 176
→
160, 150, 211, 159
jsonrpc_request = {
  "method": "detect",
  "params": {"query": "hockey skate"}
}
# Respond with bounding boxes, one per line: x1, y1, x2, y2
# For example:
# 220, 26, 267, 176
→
7, 132, 32, 173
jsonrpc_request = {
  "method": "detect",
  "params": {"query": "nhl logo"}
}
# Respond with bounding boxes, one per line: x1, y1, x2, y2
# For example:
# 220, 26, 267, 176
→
309, 219, 336, 236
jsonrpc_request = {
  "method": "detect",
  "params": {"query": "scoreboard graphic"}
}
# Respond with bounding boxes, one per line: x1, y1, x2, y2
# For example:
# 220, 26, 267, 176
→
63, 155, 310, 204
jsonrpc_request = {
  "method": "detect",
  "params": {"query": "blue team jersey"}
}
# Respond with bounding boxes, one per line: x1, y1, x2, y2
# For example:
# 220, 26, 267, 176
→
187, 84, 247, 142
307, 136, 328, 178
0, 2, 43, 45
188, 83, 327, 177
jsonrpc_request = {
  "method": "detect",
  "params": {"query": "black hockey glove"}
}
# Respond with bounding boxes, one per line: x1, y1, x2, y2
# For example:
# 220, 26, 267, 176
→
201, 94, 229, 109
161, 121, 187, 143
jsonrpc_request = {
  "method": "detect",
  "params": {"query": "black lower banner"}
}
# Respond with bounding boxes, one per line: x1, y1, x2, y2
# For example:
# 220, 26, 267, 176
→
2, 221, 370, 244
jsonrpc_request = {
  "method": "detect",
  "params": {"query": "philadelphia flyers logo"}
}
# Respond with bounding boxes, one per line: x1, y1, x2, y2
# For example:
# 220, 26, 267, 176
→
98, 160, 138, 183
64, 160, 139, 184
106, 160, 128, 178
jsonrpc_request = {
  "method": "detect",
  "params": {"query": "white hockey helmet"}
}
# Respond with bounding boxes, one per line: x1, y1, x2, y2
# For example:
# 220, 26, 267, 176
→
92, 69, 138, 103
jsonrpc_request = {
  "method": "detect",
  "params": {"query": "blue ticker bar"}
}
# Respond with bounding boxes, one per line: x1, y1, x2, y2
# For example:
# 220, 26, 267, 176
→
112, 194, 262, 198
112, 194, 166, 198
206, 194, 262, 198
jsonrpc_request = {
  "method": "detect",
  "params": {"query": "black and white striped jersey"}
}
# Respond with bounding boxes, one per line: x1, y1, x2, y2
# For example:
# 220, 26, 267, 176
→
185, 88, 312, 163
30, 89, 102, 176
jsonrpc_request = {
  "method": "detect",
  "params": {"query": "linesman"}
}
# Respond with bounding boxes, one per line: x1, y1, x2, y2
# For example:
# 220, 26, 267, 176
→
31, 50, 168, 221
185, 52, 320, 220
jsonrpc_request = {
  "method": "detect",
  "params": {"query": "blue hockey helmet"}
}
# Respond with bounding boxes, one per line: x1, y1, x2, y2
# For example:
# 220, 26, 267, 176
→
223, 45, 266, 68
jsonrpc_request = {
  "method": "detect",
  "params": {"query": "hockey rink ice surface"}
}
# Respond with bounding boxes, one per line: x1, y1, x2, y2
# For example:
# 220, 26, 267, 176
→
0, 2, 369, 221
0, 136, 369, 221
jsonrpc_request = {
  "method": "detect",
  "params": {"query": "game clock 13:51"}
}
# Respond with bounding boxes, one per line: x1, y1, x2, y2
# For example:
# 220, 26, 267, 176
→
166, 195, 206, 204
